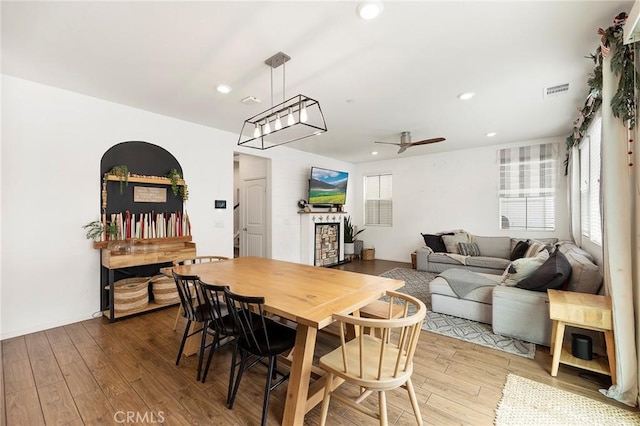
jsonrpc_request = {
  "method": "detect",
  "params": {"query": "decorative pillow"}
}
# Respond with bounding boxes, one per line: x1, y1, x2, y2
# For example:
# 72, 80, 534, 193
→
442, 233, 470, 254
458, 242, 481, 257
516, 249, 572, 292
421, 233, 447, 253
501, 250, 549, 286
524, 239, 551, 258
510, 240, 530, 261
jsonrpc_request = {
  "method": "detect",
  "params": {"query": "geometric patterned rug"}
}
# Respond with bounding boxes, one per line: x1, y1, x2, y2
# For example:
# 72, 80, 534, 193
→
495, 374, 640, 425
380, 268, 536, 359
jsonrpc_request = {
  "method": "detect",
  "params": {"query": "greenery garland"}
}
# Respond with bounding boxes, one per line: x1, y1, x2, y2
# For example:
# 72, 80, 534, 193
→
565, 12, 638, 171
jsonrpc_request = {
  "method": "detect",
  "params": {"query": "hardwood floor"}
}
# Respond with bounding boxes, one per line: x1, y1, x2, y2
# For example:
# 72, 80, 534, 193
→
2, 259, 636, 425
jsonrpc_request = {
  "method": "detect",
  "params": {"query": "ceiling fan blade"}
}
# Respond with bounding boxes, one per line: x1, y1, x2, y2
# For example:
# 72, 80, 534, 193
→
374, 141, 401, 146
397, 146, 408, 154
409, 137, 446, 146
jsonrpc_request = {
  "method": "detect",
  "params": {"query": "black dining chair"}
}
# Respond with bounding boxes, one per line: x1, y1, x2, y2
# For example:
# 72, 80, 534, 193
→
224, 289, 297, 426
198, 280, 238, 384
172, 271, 211, 381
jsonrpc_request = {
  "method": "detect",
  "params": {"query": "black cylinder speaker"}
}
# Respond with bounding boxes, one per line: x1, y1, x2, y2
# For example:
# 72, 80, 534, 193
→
571, 333, 593, 360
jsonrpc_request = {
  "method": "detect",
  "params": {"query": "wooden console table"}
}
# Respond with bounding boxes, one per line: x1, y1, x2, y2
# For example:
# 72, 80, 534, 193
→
548, 289, 616, 384
96, 236, 196, 322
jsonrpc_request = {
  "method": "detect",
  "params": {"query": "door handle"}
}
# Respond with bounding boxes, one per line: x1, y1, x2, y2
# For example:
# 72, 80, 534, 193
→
243, 227, 248, 231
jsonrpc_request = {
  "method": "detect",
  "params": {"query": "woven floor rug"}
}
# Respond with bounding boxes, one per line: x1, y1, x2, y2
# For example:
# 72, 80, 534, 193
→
380, 268, 535, 359
495, 374, 640, 425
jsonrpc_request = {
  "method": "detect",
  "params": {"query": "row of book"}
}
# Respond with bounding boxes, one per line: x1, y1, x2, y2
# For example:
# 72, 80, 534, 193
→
103, 210, 191, 241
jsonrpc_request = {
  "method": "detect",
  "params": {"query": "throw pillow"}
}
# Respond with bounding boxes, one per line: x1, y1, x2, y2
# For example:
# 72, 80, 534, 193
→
510, 240, 530, 261
458, 242, 481, 256
524, 239, 551, 258
442, 233, 470, 254
501, 250, 549, 286
516, 249, 573, 292
421, 233, 447, 253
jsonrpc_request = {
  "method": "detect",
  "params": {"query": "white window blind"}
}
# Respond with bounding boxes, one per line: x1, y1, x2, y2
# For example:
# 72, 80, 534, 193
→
498, 143, 557, 230
580, 116, 602, 245
365, 174, 392, 226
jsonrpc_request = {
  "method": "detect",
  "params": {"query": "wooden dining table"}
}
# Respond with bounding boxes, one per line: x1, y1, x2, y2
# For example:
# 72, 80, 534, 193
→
171, 256, 404, 425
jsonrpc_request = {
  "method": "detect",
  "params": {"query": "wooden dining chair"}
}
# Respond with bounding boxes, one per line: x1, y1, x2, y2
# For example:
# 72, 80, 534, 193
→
318, 291, 427, 426
172, 271, 211, 381
172, 255, 229, 330
224, 289, 297, 426
198, 280, 238, 384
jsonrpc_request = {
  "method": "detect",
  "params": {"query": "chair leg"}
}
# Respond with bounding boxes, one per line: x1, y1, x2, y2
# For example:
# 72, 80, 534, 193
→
173, 305, 183, 331
405, 378, 423, 426
227, 343, 239, 406
228, 350, 248, 409
196, 321, 210, 381
175, 319, 192, 365
201, 333, 220, 383
319, 372, 333, 426
378, 391, 388, 426
260, 355, 276, 426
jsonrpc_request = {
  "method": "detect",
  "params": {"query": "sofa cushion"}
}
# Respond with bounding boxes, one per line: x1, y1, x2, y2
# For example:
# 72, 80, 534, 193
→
458, 242, 481, 256
501, 250, 549, 286
442, 233, 470, 254
421, 233, 447, 253
466, 256, 511, 271
510, 240, 529, 260
474, 236, 511, 259
524, 239, 552, 258
564, 251, 603, 294
428, 253, 464, 265
516, 250, 572, 292
556, 241, 595, 263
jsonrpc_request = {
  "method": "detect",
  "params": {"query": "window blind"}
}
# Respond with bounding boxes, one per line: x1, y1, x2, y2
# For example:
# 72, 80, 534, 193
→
365, 174, 392, 226
580, 116, 602, 245
498, 143, 556, 230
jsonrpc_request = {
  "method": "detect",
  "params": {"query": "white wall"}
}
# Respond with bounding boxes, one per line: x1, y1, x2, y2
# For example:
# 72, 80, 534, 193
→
354, 138, 571, 262
0, 75, 351, 339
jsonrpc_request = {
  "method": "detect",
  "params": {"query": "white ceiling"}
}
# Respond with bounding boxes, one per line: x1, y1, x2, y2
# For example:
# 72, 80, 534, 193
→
2, 1, 634, 163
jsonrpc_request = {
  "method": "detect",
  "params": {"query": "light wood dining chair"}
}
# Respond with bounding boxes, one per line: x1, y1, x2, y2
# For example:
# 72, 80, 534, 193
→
318, 291, 427, 426
172, 255, 229, 330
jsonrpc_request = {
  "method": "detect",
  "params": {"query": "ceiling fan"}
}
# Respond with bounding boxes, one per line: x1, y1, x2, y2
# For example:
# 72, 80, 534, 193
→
374, 131, 446, 154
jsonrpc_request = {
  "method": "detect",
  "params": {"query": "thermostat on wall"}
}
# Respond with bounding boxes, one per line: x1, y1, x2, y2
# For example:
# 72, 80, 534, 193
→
214, 200, 227, 209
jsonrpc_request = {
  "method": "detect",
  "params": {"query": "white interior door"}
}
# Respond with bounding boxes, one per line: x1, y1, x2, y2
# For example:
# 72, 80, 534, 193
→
241, 177, 266, 257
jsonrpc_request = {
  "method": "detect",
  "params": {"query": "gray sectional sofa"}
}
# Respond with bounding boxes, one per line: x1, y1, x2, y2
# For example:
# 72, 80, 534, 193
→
416, 234, 603, 346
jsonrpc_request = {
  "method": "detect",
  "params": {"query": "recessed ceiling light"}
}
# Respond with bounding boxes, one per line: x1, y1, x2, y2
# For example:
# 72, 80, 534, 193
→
372, 151, 378, 155
216, 84, 232, 94
486, 132, 497, 137
457, 92, 475, 100
357, 2, 383, 20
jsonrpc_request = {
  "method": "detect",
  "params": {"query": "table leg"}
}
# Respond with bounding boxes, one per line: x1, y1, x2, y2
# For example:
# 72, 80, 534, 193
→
282, 324, 317, 426
550, 321, 565, 376
604, 330, 616, 384
550, 319, 558, 356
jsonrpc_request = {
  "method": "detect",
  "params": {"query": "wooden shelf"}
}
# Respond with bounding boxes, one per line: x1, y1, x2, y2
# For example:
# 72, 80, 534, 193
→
104, 174, 185, 186
101, 239, 196, 269
558, 344, 612, 376
102, 300, 179, 320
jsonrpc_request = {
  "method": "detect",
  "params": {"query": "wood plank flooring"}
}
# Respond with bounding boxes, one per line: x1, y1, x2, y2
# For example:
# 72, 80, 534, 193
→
2, 259, 637, 425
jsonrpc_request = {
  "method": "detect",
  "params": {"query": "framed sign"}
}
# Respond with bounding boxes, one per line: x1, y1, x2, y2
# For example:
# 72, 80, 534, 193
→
134, 186, 167, 203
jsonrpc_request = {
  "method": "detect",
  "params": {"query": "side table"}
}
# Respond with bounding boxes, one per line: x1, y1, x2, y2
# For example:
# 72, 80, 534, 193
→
548, 289, 616, 384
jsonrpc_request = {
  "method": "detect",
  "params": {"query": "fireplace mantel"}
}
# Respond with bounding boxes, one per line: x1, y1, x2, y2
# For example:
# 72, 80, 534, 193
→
300, 212, 346, 267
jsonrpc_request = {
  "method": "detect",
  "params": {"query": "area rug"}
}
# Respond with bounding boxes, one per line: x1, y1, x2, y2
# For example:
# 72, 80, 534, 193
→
380, 268, 536, 359
495, 374, 640, 425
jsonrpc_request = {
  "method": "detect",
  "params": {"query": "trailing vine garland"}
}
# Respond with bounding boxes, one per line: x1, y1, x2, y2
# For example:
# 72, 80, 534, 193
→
565, 12, 638, 171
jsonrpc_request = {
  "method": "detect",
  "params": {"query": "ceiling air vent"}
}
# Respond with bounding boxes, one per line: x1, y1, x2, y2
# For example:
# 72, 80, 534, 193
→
544, 83, 570, 99
241, 96, 261, 105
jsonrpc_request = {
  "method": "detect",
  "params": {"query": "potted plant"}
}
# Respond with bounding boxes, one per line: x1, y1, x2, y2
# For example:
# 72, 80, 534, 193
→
83, 220, 118, 241
166, 168, 187, 200
108, 165, 129, 194
343, 216, 365, 256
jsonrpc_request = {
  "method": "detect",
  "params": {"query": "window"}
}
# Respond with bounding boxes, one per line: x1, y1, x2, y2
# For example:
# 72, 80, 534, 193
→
579, 116, 602, 245
499, 143, 557, 230
364, 174, 392, 226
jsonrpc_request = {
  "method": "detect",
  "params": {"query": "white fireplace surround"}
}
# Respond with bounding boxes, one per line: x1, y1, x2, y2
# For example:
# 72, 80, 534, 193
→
300, 212, 346, 266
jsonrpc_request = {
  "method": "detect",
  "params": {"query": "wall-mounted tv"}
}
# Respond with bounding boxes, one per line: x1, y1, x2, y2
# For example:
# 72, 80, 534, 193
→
308, 167, 348, 206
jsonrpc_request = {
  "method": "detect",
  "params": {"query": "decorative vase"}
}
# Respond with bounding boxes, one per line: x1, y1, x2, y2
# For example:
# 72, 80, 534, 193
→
344, 242, 355, 255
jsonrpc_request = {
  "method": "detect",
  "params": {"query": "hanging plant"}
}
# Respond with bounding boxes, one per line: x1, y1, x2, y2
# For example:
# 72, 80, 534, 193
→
565, 12, 638, 172
166, 168, 186, 199
109, 165, 129, 194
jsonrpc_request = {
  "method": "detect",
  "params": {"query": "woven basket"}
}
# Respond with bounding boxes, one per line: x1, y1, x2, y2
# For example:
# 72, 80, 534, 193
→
110, 277, 150, 312
150, 275, 180, 305
363, 248, 375, 261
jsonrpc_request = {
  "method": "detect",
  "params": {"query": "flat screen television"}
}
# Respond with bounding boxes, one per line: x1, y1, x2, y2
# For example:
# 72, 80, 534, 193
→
308, 167, 348, 206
